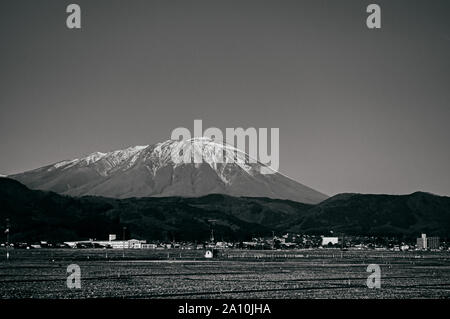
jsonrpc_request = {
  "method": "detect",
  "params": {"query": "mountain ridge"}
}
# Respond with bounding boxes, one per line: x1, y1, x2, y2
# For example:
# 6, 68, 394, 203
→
287, 191, 450, 237
1, 177, 449, 242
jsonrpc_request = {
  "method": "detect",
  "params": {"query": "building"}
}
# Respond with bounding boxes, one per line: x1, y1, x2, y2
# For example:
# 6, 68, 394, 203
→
417, 234, 440, 250
321, 237, 339, 246
64, 238, 146, 249
417, 233, 428, 250
428, 236, 440, 250
400, 244, 410, 251
141, 243, 158, 249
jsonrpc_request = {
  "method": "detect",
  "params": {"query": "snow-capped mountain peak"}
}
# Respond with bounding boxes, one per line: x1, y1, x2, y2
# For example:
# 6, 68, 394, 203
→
10, 139, 328, 204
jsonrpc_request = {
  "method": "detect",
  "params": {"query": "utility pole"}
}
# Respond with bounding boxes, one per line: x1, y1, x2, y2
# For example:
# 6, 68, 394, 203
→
122, 226, 127, 258
208, 219, 217, 244
5, 218, 10, 261
272, 231, 275, 250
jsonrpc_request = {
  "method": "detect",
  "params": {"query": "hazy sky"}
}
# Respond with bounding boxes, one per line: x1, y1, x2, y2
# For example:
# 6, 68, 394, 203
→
1, 0, 449, 196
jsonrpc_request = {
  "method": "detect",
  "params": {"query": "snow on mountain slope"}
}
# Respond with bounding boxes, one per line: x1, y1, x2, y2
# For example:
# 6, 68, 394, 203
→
10, 138, 328, 204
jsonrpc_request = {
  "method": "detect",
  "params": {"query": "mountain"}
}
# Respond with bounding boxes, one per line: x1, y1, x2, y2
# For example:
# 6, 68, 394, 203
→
0, 177, 312, 242
9, 138, 328, 204
1, 178, 449, 242
287, 192, 450, 237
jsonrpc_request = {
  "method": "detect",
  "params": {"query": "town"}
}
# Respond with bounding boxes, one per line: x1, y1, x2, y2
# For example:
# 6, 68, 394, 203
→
2, 232, 448, 252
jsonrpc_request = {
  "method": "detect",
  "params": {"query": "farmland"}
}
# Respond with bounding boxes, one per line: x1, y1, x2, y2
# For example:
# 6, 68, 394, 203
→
0, 248, 449, 299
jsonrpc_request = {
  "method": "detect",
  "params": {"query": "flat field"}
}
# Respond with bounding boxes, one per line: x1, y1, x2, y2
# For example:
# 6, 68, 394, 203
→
1, 248, 449, 299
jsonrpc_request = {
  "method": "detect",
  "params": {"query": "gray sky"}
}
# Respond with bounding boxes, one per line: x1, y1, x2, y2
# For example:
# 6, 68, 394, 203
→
1, 0, 449, 196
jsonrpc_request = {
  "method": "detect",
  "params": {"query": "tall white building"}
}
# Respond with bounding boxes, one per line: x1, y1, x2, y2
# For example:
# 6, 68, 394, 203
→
417, 233, 427, 250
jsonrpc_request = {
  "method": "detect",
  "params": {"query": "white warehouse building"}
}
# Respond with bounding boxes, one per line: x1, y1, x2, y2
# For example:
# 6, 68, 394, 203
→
65, 236, 146, 249
321, 237, 339, 246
